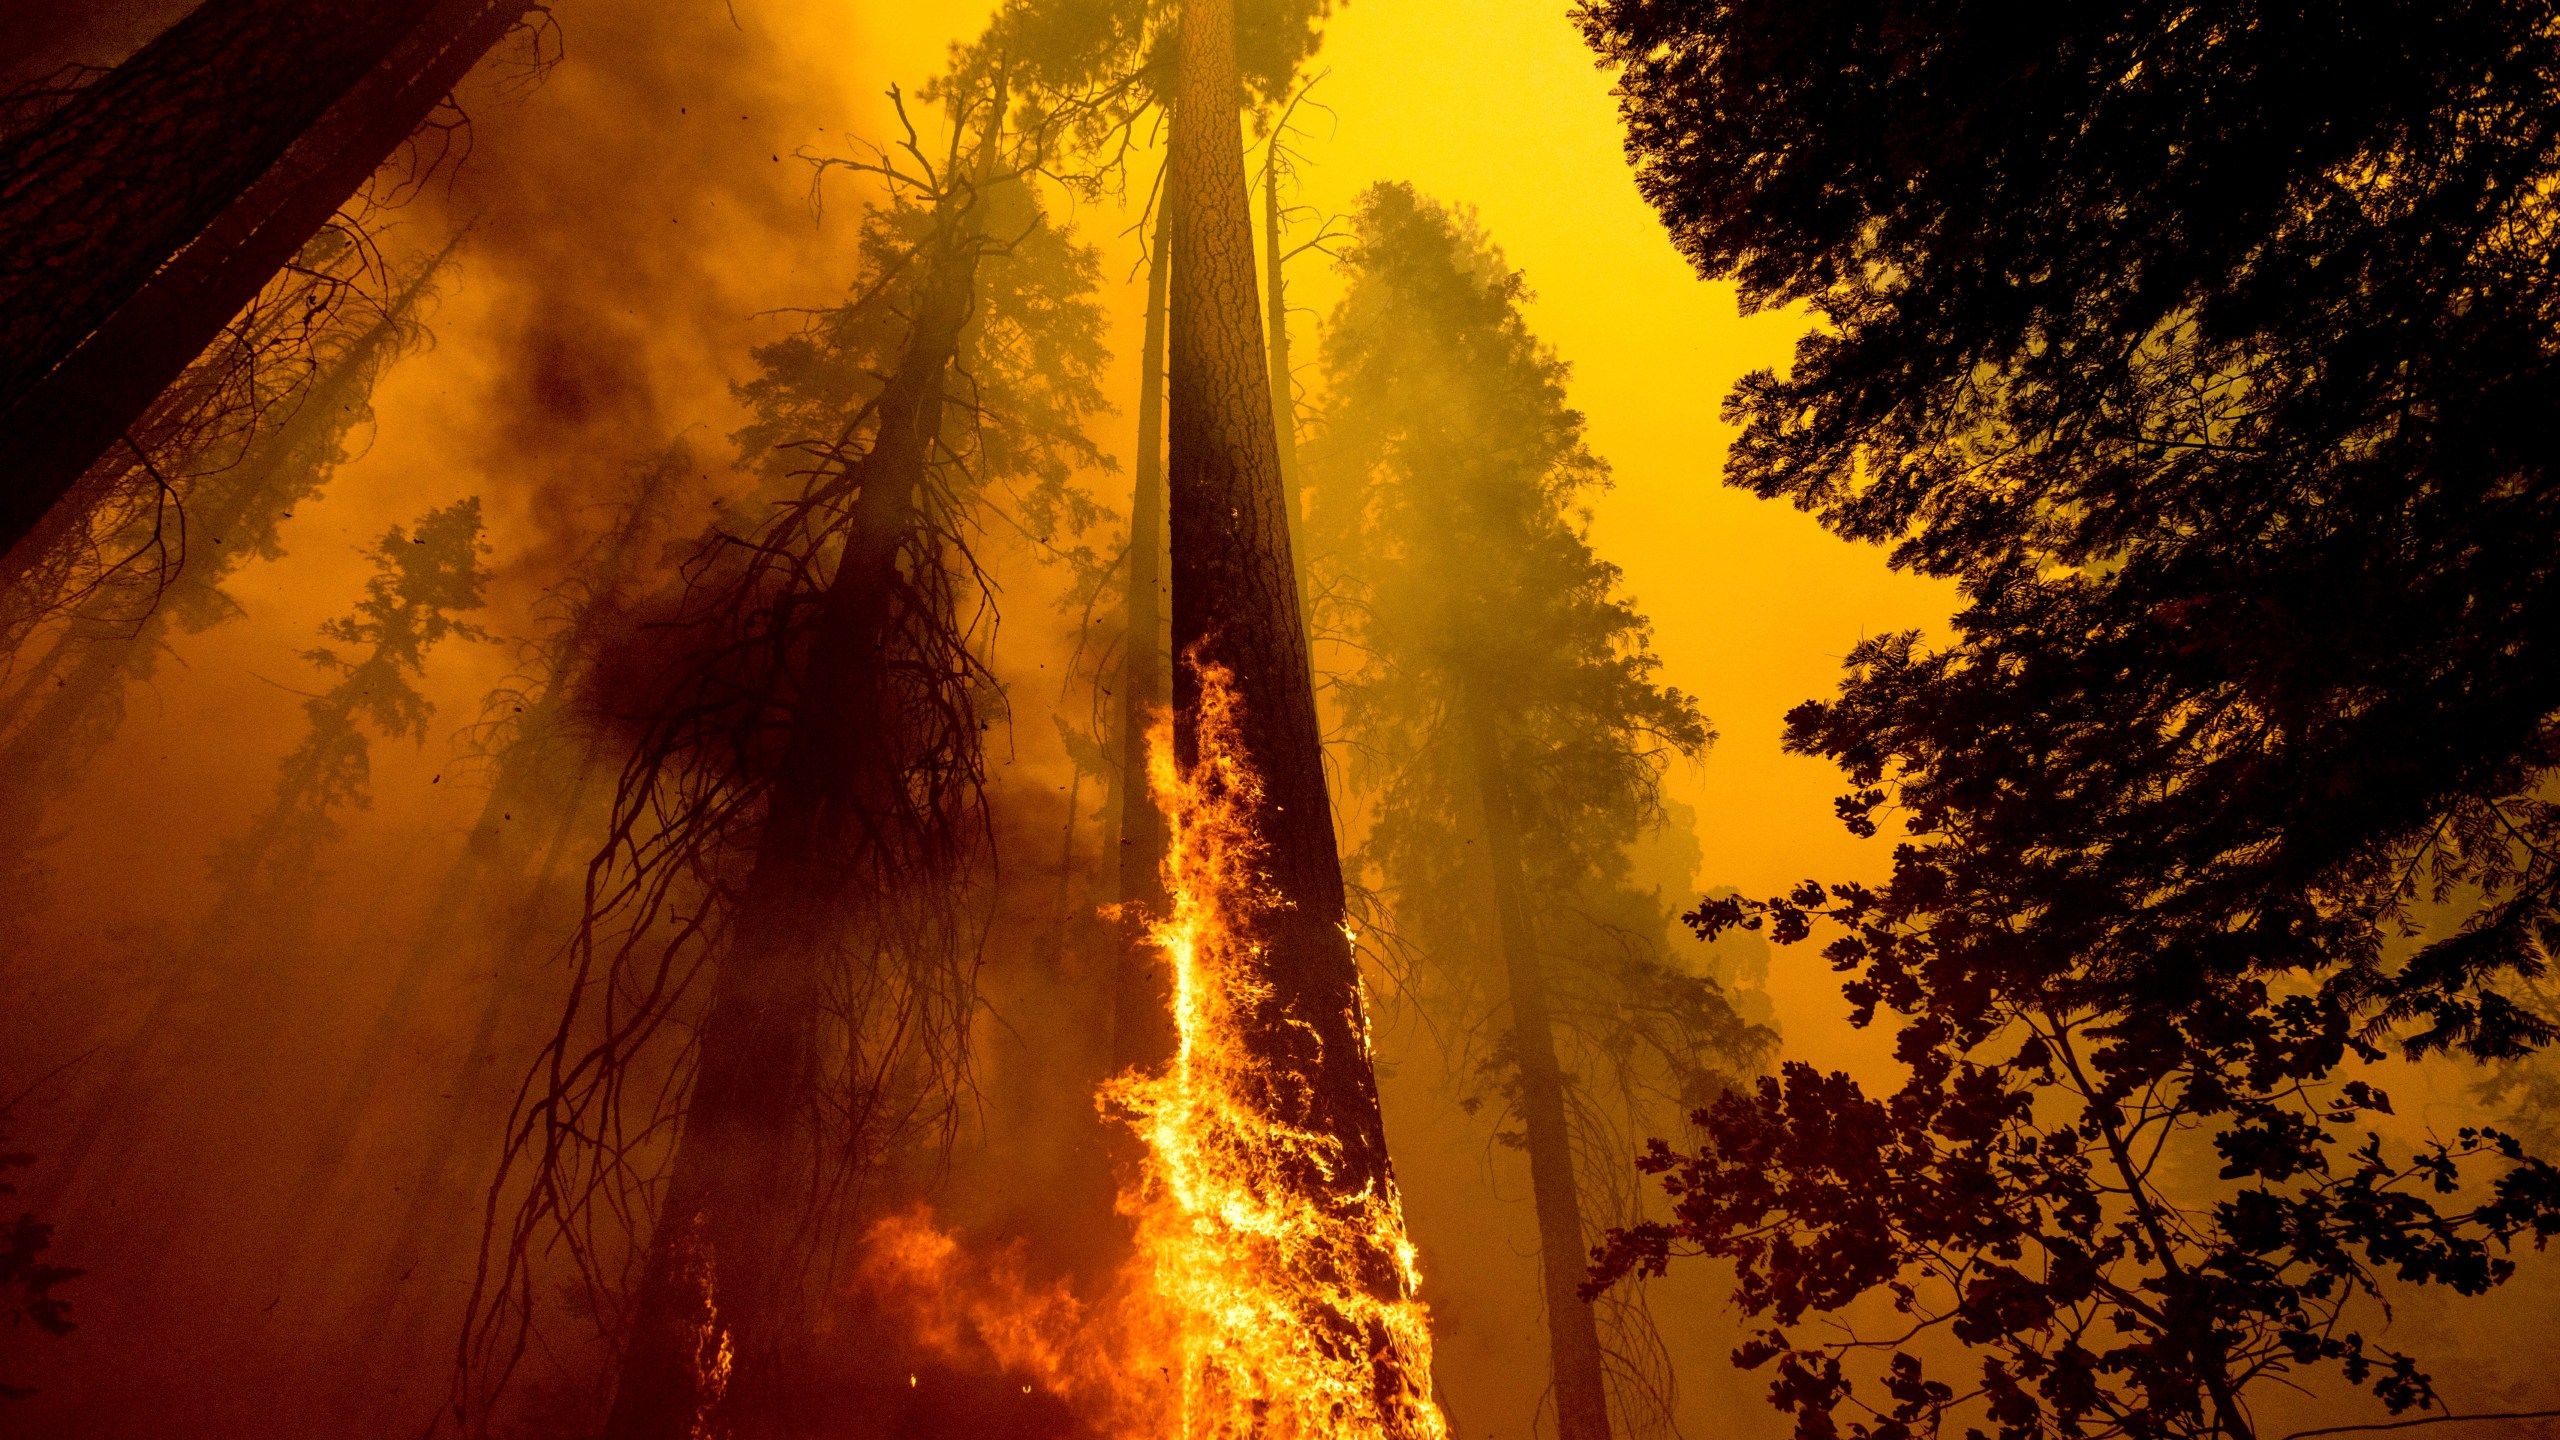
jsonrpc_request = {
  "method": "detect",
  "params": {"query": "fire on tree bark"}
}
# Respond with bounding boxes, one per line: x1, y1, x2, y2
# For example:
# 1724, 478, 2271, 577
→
1163, 0, 1432, 1419
0, 0, 531, 564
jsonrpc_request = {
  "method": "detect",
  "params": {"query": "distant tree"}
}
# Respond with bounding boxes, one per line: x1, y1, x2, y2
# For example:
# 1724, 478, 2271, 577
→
0, 1119, 78, 1404
1112, 209, 1175, 1072
1308, 181, 1769, 1440
29, 498, 488, 1222
1571, 6, 2560, 1435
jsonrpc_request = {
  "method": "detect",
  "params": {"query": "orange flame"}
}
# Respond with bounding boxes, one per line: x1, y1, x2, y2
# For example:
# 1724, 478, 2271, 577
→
853, 663, 1446, 1438
1105, 661, 1447, 1440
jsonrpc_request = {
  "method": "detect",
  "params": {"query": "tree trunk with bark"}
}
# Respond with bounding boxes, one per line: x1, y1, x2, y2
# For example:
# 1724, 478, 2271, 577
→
1261, 138, 1303, 545
0, 0, 527, 561
1113, 213, 1175, 1076
1164, 0, 1427, 1414
1463, 701, 1615, 1440
601, 203, 986, 1440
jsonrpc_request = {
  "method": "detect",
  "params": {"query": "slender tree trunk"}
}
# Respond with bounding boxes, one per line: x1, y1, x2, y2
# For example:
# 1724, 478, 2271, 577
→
1261, 139, 1304, 549
603, 216, 984, 1440
1165, 0, 1428, 1415
326, 751, 603, 1390
1464, 701, 1615, 1440
0, 0, 526, 562
1113, 212, 1175, 1075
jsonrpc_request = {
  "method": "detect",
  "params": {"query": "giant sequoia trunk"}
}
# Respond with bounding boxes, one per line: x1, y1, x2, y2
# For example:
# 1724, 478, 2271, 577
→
1463, 702, 1615, 1440
1112, 214, 1175, 1075
1163, 0, 1425, 1407
601, 205, 987, 1440
0, 0, 527, 560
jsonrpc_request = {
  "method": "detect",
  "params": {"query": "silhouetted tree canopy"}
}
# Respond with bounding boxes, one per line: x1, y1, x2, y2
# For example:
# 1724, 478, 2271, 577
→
1578, 0, 2560, 1054
1574, 5, 2560, 1436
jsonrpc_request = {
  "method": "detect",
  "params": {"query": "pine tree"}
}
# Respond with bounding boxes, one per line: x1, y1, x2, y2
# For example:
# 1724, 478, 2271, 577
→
1308, 182, 1768, 1440
32, 499, 488, 1225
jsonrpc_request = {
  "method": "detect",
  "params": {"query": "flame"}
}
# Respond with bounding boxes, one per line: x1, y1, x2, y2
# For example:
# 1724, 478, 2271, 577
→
1105, 660, 1447, 1440
853, 663, 1445, 1438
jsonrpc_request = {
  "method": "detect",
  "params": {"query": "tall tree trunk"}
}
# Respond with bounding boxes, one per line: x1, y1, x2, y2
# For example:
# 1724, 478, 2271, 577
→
1261, 137, 1304, 551
1464, 701, 1615, 1440
0, 0, 526, 562
1113, 212, 1175, 1075
602, 214, 985, 1440
1165, 0, 1428, 1414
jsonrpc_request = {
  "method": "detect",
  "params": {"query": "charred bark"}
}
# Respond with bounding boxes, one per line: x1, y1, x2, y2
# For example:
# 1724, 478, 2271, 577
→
0, 0, 527, 562
1112, 212, 1175, 1076
1165, 0, 1427, 1416
1464, 702, 1615, 1440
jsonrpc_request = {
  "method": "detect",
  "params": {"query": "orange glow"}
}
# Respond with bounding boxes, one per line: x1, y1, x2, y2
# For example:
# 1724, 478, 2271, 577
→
1106, 660, 1447, 1440
858, 661, 1446, 1439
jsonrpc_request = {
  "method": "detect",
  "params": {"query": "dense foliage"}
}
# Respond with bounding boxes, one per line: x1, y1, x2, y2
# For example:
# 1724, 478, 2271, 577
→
1574, 2, 2560, 1435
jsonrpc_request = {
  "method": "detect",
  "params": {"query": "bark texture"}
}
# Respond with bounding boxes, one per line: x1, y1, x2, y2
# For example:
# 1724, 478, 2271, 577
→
1465, 703, 1615, 1440
1112, 213, 1176, 1076
1166, 0, 1425, 1413
0, 0, 527, 560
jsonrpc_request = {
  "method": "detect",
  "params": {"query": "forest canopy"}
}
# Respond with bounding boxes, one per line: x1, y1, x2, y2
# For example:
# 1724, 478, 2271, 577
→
1, 2, 2557, 1440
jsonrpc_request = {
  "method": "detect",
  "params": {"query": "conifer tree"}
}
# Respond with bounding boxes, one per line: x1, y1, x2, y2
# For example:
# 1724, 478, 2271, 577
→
1308, 183, 1768, 1440
33, 498, 489, 1221
460, 55, 1112, 1435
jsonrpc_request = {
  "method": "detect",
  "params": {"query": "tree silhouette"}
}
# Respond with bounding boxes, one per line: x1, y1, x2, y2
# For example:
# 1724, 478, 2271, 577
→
1308, 182, 1769, 1440
1576, 0, 2560, 1057
459, 55, 1113, 1437
23, 496, 486, 1312
1572, 6, 2560, 1435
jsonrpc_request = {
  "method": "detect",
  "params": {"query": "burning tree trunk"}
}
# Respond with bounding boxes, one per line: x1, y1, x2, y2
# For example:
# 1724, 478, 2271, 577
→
0, 0, 529, 561
1154, 0, 1441, 1428
1113, 212, 1176, 1075
1463, 703, 1614, 1440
